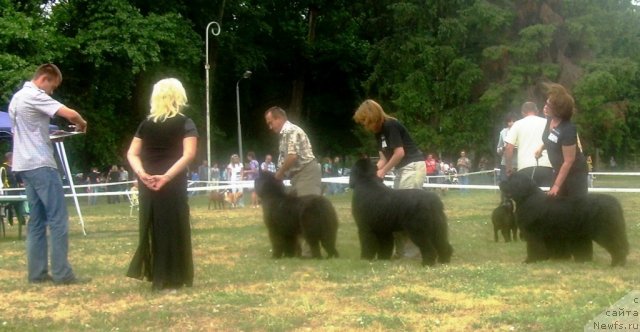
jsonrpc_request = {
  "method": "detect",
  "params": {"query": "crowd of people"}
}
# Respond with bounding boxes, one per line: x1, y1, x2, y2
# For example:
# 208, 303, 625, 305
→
1, 62, 604, 293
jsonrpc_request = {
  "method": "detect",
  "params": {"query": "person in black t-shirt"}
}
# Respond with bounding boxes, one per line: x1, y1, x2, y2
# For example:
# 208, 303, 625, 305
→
353, 99, 425, 187
353, 99, 426, 258
126, 78, 197, 292
535, 83, 588, 198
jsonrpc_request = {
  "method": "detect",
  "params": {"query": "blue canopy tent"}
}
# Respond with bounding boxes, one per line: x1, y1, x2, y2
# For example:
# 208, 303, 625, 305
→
0, 111, 14, 139
0, 111, 59, 134
0, 111, 86, 235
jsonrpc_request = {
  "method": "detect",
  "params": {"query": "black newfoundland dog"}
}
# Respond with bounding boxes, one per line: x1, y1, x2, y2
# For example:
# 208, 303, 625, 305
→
349, 159, 453, 266
500, 173, 629, 266
255, 172, 339, 259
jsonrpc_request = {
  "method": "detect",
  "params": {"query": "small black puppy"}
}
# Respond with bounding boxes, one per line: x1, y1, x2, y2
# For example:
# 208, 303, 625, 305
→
491, 198, 517, 242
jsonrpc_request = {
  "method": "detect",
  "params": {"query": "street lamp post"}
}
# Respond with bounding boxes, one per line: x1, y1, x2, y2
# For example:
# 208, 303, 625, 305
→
236, 70, 252, 165
205, 21, 221, 182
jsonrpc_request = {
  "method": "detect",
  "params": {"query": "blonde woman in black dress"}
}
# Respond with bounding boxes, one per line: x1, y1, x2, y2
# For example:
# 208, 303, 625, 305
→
126, 78, 198, 292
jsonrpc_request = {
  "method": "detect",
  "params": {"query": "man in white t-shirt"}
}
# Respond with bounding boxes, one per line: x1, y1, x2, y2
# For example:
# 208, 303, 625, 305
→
504, 101, 553, 187
9, 63, 89, 285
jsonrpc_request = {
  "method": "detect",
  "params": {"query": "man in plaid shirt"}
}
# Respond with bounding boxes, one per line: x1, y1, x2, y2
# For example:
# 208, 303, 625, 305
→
264, 106, 321, 196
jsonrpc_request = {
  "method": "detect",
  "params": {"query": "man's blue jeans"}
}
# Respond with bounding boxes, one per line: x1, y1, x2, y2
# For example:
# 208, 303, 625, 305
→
20, 167, 75, 283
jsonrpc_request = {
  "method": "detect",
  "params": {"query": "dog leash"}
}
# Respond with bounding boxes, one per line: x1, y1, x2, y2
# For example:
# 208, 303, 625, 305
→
531, 159, 538, 181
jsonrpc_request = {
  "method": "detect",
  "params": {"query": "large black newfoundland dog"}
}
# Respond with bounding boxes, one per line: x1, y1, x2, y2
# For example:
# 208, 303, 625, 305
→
500, 173, 629, 266
255, 172, 339, 259
349, 159, 453, 266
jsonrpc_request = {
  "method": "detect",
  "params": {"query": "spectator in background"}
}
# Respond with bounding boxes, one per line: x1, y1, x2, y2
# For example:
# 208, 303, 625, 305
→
243, 151, 260, 208
227, 154, 244, 197
119, 166, 129, 198
85, 167, 101, 205
321, 157, 333, 177
321, 157, 334, 195
332, 156, 346, 194
448, 163, 458, 184
197, 159, 209, 182
210, 163, 220, 185
497, 112, 517, 181
439, 159, 449, 182
107, 165, 121, 204
189, 171, 199, 196
119, 166, 129, 182
261, 154, 276, 174
332, 156, 343, 175
425, 154, 437, 184
477, 156, 488, 171
196, 159, 209, 195
456, 150, 471, 190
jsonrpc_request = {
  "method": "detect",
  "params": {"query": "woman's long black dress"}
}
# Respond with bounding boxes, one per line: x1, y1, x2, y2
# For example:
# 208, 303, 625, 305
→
126, 115, 197, 290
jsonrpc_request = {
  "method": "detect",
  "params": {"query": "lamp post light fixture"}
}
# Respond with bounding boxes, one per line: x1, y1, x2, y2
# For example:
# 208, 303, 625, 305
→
236, 70, 252, 165
204, 21, 221, 182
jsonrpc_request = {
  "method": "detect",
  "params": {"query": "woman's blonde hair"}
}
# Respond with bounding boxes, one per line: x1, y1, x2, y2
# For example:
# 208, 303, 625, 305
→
149, 78, 187, 122
353, 99, 394, 132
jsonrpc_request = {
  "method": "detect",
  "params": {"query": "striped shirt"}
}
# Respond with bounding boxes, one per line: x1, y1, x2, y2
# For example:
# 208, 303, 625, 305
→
8, 82, 62, 171
278, 121, 316, 174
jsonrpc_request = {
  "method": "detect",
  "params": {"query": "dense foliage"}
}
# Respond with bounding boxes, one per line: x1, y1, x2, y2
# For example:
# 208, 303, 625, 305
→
1, 0, 639, 171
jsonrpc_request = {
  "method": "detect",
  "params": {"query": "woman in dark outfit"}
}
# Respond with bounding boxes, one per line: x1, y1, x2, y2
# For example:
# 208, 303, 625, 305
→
536, 83, 588, 198
353, 99, 426, 259
126, 78, 197, 291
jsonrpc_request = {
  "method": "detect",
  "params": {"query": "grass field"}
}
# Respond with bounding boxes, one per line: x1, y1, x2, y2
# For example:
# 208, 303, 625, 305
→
0, 188, 638, 331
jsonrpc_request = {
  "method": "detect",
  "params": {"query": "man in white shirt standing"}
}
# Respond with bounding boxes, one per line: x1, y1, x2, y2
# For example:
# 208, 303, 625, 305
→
9, 63, 90, 285
504, 101, 553, 187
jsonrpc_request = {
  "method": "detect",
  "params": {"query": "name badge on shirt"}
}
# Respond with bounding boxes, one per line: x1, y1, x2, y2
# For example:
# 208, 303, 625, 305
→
548, 132, 558, 143
381, 135, 388, 148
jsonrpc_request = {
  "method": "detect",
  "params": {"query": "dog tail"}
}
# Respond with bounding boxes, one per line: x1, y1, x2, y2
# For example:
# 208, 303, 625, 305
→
593, 195, 629, 266
609, 197, 629, 264
320, 198, 340, 258
431, 197, 453, 263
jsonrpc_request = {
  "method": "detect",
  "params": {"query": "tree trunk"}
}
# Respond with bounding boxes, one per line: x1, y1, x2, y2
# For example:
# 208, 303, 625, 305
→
288, 5, 318, 121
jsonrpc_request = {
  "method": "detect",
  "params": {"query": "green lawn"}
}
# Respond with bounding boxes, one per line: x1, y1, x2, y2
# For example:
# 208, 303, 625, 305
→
0, 189, 638, 331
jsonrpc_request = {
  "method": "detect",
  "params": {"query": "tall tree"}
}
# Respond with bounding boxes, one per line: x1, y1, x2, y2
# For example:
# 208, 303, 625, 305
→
483, 0, 640, 166
363, 0, 507, 161
48, 0, 202, 169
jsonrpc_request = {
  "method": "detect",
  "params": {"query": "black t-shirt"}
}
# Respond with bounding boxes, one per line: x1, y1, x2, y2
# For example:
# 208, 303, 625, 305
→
135, 115, 198, 175
542, 119, 587, 173
375, 118, 424, 168
86, 171, 100, 184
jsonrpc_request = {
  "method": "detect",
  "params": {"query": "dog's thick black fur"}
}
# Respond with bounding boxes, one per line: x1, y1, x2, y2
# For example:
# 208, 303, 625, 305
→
349, 159, 453, 266
500, 173, 629, 266
492, 198, 518, 242
255, 172, 339, 259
